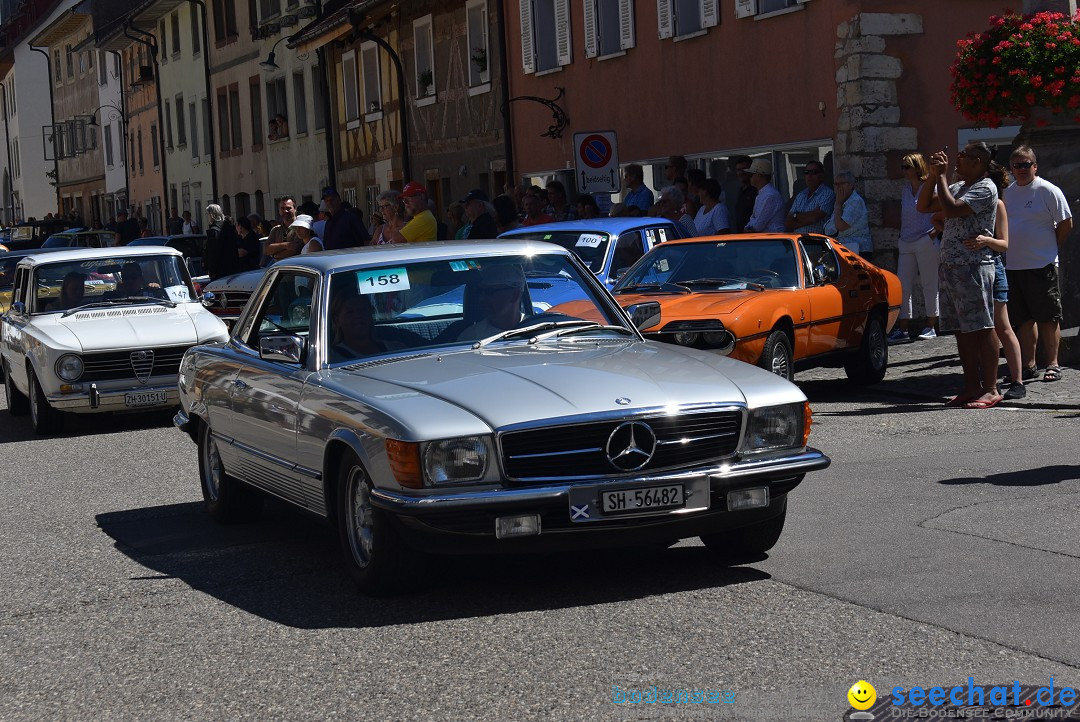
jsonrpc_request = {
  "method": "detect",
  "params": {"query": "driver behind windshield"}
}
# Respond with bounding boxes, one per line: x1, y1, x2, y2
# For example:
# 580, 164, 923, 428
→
106, 262, 166, 300
456, 264, 526, 342
53, 271, 87, 310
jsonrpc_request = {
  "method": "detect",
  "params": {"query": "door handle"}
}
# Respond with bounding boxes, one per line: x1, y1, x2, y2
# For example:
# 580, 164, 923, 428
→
233, 379, 248, 390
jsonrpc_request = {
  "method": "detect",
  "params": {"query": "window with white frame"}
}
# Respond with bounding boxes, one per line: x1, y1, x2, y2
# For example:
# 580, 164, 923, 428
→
164, 98, 173, 149
292, 71, 307, 134
341, 50, 360, 124
466, 0, 489, 85
360, 41, 382, 116
191, 9, 201, 54
520, 0, 570, 75
159, 20, 168, 60
266, 76, 287, 132
98, 51, 108, 84
190, 102, 200, 158
735, 0, 809, 18
171, 13, 181, 55
413, 14, 435, 98
657, 0, 717, 39
584, 0, 635, 58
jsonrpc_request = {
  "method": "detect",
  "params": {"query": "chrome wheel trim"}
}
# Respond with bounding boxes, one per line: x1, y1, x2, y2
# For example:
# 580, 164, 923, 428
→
770, 344, 790, 378
346, 467, 375, 569
868, 319, 886, 370
201, 431, 223, 501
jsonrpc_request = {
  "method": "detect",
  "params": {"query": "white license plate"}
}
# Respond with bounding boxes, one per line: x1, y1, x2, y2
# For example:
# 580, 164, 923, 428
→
601, 484, 685, 515
124, 391, 169, 408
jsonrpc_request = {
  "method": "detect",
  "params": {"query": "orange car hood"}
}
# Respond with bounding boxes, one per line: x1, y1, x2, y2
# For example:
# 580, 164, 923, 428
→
617, 289, 764, 319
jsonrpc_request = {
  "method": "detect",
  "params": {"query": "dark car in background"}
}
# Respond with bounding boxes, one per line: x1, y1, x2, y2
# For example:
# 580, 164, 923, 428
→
41, 230, 119, 250
0, 219, 78, 252
128, 234, 207, 278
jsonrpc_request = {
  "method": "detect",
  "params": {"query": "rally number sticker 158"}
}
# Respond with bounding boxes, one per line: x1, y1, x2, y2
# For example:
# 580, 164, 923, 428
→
356, 267, 411, 294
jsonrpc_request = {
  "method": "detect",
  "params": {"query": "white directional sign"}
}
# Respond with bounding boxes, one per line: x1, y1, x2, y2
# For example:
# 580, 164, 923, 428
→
574, 131, 620, 194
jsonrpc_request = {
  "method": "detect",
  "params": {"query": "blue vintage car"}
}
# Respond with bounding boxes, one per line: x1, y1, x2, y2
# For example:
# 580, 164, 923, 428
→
500, 217, 689, 288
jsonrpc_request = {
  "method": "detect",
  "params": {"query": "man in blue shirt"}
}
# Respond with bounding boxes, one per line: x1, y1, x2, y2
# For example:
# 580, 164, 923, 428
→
785, 161, 835, 234
623, 164, 654, 212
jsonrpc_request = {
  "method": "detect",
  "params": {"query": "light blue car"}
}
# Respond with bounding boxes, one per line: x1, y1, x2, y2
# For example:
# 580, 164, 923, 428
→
500, 217, 689, 288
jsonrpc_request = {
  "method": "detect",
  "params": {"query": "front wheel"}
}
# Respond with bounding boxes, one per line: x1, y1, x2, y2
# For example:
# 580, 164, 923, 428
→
758, 330, 794, 381
845, 312, 888, 385
28, 369, 62, 434
198, 421, 262, 523
337, 454, 424, 595
699, 503, 787, 564
4, 361, 29, 416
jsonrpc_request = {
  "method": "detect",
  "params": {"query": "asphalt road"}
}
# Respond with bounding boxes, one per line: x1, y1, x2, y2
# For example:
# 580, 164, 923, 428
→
2, 378, 1079, 721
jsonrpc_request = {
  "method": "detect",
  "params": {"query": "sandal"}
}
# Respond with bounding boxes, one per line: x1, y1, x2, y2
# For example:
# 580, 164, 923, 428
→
1043, 365, 1062, 382
963, 395, 1002, 409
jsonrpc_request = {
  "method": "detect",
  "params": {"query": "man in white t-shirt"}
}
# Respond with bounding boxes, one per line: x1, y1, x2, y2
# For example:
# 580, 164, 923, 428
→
1004, 145, 1073, 383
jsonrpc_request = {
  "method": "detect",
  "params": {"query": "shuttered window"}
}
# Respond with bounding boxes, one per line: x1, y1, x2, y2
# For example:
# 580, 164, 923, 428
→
521, 0, 571, 74
584, 0, 635, 58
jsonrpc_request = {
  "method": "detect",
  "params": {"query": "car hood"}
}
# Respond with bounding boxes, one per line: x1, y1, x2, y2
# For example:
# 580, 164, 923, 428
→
38, 304, 221, 352
337, 340, 799, 430
615, 289, 767, 319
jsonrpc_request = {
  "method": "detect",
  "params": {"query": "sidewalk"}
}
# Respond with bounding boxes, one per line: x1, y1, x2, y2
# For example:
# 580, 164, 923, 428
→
797, 334, 1080, 410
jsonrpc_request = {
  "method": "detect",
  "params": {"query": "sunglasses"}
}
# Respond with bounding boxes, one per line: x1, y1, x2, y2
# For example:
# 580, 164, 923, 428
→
804, 168, 823, 175
1011, 161, 1034, 169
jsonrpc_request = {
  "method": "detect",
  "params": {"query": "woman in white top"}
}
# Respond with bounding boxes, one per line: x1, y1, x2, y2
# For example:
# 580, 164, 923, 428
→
292, 214, 323, 254
694, 178, 731, 236
891, 153, 940, 342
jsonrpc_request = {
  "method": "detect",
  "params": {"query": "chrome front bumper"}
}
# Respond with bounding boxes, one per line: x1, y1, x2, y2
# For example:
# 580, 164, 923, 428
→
48, 383, 179, 412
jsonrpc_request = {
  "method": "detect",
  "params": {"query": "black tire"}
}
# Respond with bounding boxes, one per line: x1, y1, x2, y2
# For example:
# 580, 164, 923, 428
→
758, 330, 794, 381
198, 421, 263, 523
845, 312, 889, 385
699, 502, 787, 564
27, 369, 62, 434
4, 360, 29, 416
336, 453, 424, 595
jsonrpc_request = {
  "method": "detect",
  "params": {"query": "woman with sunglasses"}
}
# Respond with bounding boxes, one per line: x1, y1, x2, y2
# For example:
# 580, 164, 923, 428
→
370, 189, 404, 245
891, 152, 940, 343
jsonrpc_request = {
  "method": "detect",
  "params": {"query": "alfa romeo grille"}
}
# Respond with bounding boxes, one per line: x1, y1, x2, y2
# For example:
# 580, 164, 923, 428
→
80, 346, 189, 382
500, 408, 742, 481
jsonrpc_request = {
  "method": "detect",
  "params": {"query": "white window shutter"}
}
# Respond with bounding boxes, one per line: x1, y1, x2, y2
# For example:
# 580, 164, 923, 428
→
656, 0, 672, 39
520, 0, 535, 74
734, 0, 755, 18
583, 0, 598, 58
701, 0, 718, 27
618, 0, 636, 50
555, 0, 572, 66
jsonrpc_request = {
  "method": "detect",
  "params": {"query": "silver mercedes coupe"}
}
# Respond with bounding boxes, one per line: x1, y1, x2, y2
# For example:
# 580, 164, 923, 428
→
174, 240, 829, 594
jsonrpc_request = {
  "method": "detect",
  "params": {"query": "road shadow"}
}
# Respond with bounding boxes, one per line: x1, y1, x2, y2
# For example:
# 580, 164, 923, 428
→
0, 405, 174, 444
96, 500, 770, 629
939, 464, 1080, 487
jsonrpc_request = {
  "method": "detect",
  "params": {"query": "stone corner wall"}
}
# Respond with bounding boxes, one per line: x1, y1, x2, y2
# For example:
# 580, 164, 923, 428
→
834, 12, 923, 274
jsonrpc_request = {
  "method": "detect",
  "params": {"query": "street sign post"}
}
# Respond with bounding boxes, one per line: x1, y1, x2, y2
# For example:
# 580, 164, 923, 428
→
574, 131, 620, 195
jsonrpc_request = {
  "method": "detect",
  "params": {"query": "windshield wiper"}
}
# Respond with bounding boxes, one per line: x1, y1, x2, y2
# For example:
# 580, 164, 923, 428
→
549, 324, 636, 339
613, 282, 691, 295
473, 320, 596, 349
60, 296, 175, 317
681, 277, 765, 291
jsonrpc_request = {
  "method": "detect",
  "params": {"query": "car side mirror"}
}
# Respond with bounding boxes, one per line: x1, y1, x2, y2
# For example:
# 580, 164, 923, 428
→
624, 301, 661, 332
11, 301, 25, 315
200, 291, 216, 307
260, 334, 306, 365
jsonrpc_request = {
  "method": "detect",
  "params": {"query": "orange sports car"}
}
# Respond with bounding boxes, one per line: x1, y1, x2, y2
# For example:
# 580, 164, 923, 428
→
612, 234, 902, 383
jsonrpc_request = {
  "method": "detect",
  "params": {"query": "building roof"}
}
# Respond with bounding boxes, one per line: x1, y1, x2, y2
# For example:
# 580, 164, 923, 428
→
288, 0, 392, 54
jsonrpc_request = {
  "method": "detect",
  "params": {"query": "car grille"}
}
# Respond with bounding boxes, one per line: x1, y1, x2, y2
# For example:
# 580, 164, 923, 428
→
209, 291, 252, 316
500, 407, 742, 482
79, 345, 190, 382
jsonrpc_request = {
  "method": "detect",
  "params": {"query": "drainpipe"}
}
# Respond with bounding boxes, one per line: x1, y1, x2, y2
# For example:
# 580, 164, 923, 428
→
495, 0, 514, 187
347, 12, 410, 181
1, 84, 13, 223
28, 44, 61, 214
185, 0, 218, 201
125, 21, 169, 232
315, 46, 335, 190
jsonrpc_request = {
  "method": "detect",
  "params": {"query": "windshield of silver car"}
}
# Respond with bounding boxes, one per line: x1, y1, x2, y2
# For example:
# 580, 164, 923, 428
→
31, 255, 196, 313
614, 239, 801, 291
321, 253, 628, 364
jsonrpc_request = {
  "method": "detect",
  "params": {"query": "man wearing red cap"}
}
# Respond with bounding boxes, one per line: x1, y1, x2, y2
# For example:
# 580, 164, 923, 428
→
388, 182, 438, 243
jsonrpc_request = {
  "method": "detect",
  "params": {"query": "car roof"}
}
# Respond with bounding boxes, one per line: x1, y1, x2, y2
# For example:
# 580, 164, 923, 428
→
16, 245, 184, 265
263, 239, 571, 275
132, 234, 206, 243
500, 217, 680, 237
0, 247, 68, 261
655, 232, 826, 245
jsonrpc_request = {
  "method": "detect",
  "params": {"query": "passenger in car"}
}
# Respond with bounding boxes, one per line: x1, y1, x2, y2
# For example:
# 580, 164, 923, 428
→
455, 264, 527, 342
52, 272, 87, 310
329, 291, 393, 362
107, 262, 166, 300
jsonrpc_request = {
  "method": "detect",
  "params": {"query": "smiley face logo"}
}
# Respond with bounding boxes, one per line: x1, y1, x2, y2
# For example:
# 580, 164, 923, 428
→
847, 680, 876, 711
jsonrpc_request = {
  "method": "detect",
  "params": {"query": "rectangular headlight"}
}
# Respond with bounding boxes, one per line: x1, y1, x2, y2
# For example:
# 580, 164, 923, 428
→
742, 402, 806, 453
423, 437, 490, 484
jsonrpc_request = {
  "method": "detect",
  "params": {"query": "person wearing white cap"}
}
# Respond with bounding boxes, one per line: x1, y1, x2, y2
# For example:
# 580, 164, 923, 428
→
291, 214, 323, 254
743, 159, 786, 233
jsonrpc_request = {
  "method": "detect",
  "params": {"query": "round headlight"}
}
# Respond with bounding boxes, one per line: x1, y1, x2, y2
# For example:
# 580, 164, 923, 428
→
423, 437, 488, 484
702, 330, 736, 354
56, 354, 84, 382
673, 331, 700, 346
